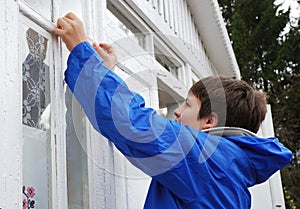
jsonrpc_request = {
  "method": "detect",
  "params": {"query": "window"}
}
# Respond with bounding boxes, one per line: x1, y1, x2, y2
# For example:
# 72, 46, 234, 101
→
20, 15, 53, 209
19, 1, 85, 208
154, 48, 180, 79
23, 0, 52, 19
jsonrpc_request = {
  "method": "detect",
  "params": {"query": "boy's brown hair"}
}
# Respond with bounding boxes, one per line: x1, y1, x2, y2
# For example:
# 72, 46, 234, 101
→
190, 76, 267, 133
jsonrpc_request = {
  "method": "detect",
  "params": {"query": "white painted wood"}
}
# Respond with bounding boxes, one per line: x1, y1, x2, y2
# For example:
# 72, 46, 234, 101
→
0, 4, 5, 209
186, 0, 240, 79
163, 0, 169, 23
65, 91, 89, 209
191, 68, 202, 84
190, 15, 196, 54
177, 0, 184, 40
19, 1, 56, 33
177, 65, 185, 85
158, 0, 163, 15
52, 6, 69, 209
250, 181, 274, 209
19, 3, 70, 208
181, 0, 188, 44
104, 141, 117, 209
183, 0, 190, 49
18, 2, 73, 209
84, 1, 117, 209
123, 0, 204, 78
144, 32, 155, 56
82, 0, 93, 39
0, 2, 21, 209
152, 0, 157, 9
168, 0, 174, 29
188, 10, 195, 54
199, 41, 206, 67
184, 63, 193, 88
87, 127, 108, 209
126, 164, 151, 209
90, 0, 106, 41
254, 172, 285, 209
250, 105, 286, 209
113, 147, 130, 209
192, 20, 197, 56
173, 0, 179, 35
269, 172, 286, 209
195, 32, 201, 60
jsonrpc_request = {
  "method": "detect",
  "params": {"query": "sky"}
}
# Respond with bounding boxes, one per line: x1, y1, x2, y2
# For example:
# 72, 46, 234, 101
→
275, 0, 300, 19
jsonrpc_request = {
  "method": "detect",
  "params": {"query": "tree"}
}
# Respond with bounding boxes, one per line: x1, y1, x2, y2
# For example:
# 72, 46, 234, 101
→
217, 0, 300, 208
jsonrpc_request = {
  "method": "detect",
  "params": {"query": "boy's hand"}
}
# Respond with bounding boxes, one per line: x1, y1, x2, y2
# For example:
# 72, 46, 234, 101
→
54, 12, 88, 51
92, 42, 118, 71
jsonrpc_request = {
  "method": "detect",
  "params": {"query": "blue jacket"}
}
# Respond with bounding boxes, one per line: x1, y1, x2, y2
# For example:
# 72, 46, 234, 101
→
65, 42, 292, 209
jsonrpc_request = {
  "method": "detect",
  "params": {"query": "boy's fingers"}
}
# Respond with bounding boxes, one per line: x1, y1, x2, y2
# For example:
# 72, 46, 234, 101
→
65, 12, 77, 20
100, 43, 113, 53
93, 43, 107, 58
62, 17, 73, 25
55, 18, 68, 36
56, 18, 69, 30
93, 42, 116, 71
54, 28, 63, 36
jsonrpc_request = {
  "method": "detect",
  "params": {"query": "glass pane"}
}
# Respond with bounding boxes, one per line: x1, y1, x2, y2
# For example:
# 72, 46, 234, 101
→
65, 88, 89, 209
23, 0, 52, 20
20, 16, 52, 209
59, 0, 82, 20
106, 9, 141, 47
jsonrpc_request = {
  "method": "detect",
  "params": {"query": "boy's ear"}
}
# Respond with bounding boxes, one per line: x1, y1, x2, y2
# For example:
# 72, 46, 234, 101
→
200, 112, 219, 130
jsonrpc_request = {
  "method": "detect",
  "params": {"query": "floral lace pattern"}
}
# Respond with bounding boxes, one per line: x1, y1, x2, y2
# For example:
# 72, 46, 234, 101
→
22, 28, 49, 128
23, 186, 36, 209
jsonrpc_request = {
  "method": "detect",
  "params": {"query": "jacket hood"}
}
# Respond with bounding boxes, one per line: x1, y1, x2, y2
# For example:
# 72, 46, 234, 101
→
204, 127, 292, 184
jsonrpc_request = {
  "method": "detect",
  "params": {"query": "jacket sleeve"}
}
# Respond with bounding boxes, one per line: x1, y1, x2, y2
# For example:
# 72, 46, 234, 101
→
64, 42, 200, 177
226, 135, 292, 184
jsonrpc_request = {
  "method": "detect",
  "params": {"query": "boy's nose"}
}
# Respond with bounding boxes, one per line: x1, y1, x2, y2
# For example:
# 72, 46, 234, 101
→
174, 108, 181, 121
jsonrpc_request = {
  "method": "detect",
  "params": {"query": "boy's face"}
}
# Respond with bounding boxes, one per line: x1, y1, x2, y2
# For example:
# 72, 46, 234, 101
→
174, 94, 210, 130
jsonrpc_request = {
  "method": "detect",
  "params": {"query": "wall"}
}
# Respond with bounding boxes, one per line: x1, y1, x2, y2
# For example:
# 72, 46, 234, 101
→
0, 1, 21, 209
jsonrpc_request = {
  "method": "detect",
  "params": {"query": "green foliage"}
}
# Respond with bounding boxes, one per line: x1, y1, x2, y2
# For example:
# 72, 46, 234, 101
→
282, 167, 300, 208
218, 0, 300, 207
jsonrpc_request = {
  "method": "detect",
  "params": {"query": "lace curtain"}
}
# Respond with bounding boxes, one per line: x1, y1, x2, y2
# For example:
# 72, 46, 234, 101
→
22, 28, 49, 128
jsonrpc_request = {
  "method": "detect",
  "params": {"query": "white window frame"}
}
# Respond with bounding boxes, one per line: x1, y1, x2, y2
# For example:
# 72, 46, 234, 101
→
18, 1, 68, 209
16, 1, 110, 209
0, 1, 21, 208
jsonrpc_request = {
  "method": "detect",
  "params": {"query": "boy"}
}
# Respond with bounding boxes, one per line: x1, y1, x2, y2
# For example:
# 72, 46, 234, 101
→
54, 13, 292, 208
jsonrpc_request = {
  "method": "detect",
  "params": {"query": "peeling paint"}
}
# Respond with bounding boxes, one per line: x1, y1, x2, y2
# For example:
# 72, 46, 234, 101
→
1, 1, 22, 209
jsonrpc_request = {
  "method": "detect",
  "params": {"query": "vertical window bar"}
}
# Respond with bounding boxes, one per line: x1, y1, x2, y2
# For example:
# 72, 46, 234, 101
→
177, 0, 184, 39
188, 9, 194, 52
181, 0, 187, 44
168, 0, 174, 29
163, 0, 169, 23
196, 32, 201, 60
152, 0, 157, 9
158, 0, 164, 15
183, 1, 190, 48
192, 19, 197, 55
173, 0, 178, 34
